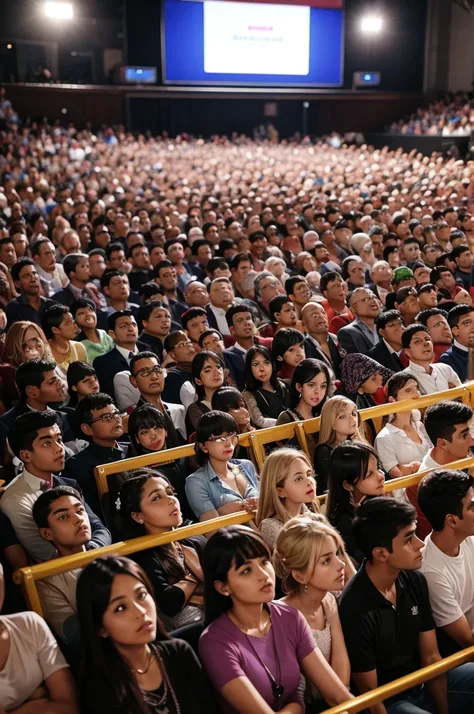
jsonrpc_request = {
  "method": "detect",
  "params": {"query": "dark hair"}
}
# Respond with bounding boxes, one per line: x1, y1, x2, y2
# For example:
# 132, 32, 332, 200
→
285, 275, 306, 296
163, 330, 186, 353
326, 441, 380, 522
106, 242, 124, 260
190, 350, 224, 400
40, 304, 71, 340
11, 257, 36, 283
341, 256, 361, 281
195, 410, 238, 465
181, 306, 207, 329
268, 295, 292, 321
100, 268, 126, 290
212, 386, 245, 413
8, 409, 61, 458
108, 309, 134, 333
139, 282, 164, 302
67, 361, 97, 407
130, 351, 159, 375
33, 485, 83, 529
62, 253, 85, 279
451, 244, 470, 261
76, 392, 115, 427
230, 252, 253, 270
153, 260, 173, 279
375, 309, 402, 333
198, 329, 223, 348
128, 406, 167, 456
127, 243, 147, 260
203, 526, 271, 625
225, 303, 253, 328
418, 469, 474, 531
385, 372, 421, 401
415, 307, 448, 327
352, 497, 417, 560
290, 358, 331, 412
191, 239, 211, 256
271, 328, 305, 363
448, 304, 474, 329
31, 237, 52, 258
401, 323, 430, 349
430, 266, 452, 284
244, 345, 277, 392
423, 400, 474, 446
70, 297, 96, 318
383, 245, 398, 262
77, 556, 169, 714
15, 358, 58, 401
137, 300, 169, 325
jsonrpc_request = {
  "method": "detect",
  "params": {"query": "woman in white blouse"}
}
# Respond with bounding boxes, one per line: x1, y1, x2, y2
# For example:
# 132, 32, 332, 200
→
375, 373, 433, 478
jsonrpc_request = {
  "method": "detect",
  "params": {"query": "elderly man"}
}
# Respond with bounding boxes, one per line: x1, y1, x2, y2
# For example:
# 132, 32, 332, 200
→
338, 287, 382, 354
301, 301, 345, 379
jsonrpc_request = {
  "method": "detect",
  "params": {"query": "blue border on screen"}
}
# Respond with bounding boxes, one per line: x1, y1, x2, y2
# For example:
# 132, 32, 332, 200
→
162, 0, 344, 86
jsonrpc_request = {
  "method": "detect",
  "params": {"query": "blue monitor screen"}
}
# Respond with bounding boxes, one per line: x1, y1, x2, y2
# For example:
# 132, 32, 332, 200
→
163, 0, 344, 86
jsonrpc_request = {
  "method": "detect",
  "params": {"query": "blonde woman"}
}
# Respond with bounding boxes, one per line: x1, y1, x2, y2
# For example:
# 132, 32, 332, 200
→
3, 321, 53, 367
313, 396, 367, 494
273, 515, 352, 711
256, 448, 320, 550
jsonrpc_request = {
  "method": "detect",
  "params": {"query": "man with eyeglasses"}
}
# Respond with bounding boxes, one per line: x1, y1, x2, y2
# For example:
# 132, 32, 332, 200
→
63, 393, 127, 517
161, 331, 199, 410
338, 288, 382, 354
128, 352, 185, 446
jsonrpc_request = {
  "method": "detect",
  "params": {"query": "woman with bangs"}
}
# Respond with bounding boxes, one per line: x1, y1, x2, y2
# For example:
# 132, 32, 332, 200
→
256, 448, 320, 550
276, 359, 332, 461
186, 411, 259, 522
274, 515, 351, 712
116, 469, 205, 631
242, 345, 290, 429
186, 350, 225, 435
199, 525, 352, 714
3, 321, 53, 367
77, 555, 216, 713
313, 396, 367, 495
326, 441, 386, 565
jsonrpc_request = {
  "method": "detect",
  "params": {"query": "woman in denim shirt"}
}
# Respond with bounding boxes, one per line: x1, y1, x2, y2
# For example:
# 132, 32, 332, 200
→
185, 411, 259, 522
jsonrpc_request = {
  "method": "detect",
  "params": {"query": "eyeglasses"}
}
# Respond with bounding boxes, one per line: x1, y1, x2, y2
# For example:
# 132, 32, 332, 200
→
91, 409, 121, 424
353, 295, 375, 306
206, 433, 239, 445
133, 366, 164, 378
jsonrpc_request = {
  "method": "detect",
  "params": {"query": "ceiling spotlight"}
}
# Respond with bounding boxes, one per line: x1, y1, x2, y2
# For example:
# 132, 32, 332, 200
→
361, 16, 383, 33
6, 44, 12, 50
44, 2, 73, 19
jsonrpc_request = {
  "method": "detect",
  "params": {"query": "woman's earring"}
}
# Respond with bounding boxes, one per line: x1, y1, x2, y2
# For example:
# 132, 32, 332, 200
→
303, 585, 308, 594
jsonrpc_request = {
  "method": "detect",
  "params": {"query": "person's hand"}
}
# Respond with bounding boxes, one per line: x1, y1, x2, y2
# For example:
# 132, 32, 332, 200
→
29, 685, 48, 700
242, 497, 258, 513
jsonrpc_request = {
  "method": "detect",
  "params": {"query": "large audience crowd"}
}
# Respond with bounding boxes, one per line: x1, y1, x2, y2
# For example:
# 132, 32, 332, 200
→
2, 90, 474, 713
390, 91, 474, 136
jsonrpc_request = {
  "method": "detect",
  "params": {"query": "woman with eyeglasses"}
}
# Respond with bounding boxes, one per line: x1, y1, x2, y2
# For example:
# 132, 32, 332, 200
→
186, 411, 259, 523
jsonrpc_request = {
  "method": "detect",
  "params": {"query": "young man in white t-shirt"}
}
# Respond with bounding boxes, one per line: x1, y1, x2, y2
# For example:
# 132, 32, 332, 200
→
418, 468, 474, 655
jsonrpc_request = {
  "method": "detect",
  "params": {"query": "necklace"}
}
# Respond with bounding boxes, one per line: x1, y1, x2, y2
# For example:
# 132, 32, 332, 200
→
133, 649, 155, 675
228, 608, 271, 636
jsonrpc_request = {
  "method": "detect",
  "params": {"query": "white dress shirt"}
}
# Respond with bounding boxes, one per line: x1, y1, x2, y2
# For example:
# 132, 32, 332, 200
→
404, 361, 461, 395
209, 304, 230, 336
375, 415, 433, 473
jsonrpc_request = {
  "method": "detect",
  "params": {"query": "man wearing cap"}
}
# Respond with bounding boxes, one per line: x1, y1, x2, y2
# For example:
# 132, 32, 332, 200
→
394, 287, 421, 327
338, 287, 381, 354
392, 266, 417, 291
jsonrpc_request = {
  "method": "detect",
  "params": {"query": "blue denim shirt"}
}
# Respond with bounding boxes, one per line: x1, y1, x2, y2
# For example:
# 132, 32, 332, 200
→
185, 459, 259, 518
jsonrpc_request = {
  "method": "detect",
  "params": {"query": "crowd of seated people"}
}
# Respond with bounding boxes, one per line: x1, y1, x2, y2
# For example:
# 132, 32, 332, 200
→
3, 94, 474, 711
390, 91, 474, 136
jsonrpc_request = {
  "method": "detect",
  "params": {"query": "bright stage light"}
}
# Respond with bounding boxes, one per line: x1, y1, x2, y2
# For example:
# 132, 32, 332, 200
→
44, 2, 73, 19
360, 16, 383, 33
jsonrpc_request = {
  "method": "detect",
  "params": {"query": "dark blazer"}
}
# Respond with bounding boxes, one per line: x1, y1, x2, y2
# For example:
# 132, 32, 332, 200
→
6, 295, 56, 329
93, 340, 149, 402
304, 334, 345, 380
440, 344, 468, 382
337, 320, 376, 354
367, 339, 404, 373
53, 285, 109, 330
224, 345, 247, 390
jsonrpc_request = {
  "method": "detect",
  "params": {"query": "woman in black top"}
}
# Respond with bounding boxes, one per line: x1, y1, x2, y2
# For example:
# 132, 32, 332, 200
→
242, 345, 290, 428
77, 555, 217, 714
116, 469, 205, 631
326, 441, 386, 565
186, 350, 225, 436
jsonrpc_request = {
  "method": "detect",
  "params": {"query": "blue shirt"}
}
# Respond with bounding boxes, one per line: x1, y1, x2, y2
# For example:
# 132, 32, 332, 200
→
185, 459, 259, 518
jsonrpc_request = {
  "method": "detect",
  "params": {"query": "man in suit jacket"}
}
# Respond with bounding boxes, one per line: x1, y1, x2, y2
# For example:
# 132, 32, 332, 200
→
337, 288, 381, 354
439, 304, 474, 382
93, 310, 149, 403
301, 301, 345, 380
367, 309, 404, 373
223, 305, 273, 389
367, 260, 393, 308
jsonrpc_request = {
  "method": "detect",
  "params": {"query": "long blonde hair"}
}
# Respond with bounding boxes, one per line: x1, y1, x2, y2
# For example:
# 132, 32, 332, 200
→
317, 395, 366, 447
255, 448, 320, 527
273, 513, 346, 594
3, 321, 53, 367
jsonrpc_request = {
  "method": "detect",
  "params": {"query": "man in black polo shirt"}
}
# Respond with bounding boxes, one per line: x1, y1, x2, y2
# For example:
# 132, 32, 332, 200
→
339, 497, 474, 714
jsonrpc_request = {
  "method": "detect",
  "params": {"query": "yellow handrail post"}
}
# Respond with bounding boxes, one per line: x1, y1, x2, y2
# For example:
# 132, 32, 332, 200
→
294, 422, 310, 460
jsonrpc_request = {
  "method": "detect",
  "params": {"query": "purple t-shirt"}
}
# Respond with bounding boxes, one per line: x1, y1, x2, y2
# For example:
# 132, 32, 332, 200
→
199, 601, 316, 713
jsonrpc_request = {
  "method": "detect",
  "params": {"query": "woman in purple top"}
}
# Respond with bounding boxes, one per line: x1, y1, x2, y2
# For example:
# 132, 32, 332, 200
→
199, 526, 353, 714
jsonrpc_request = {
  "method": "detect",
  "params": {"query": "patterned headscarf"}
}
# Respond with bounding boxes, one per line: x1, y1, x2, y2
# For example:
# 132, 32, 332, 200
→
341, 353, 393, 395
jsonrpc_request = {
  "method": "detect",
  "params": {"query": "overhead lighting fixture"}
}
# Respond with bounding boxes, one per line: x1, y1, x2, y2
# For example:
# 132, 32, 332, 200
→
361, 16, 383, 33
44, 2, 73, 19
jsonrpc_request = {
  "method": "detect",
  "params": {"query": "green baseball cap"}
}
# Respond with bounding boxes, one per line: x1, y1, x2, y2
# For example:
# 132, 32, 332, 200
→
392, 267, 414, 284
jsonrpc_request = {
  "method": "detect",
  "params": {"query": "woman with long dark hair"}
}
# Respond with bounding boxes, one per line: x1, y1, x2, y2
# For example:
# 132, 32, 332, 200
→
242, 345, 290, 428
186, 411, 259, 522
186, 350, 225, 435
199, 525, 352, 714
326, 441, 386, 564
116, 470, 204, 630
66, 360, 100, 407
77, 555, 217, 713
